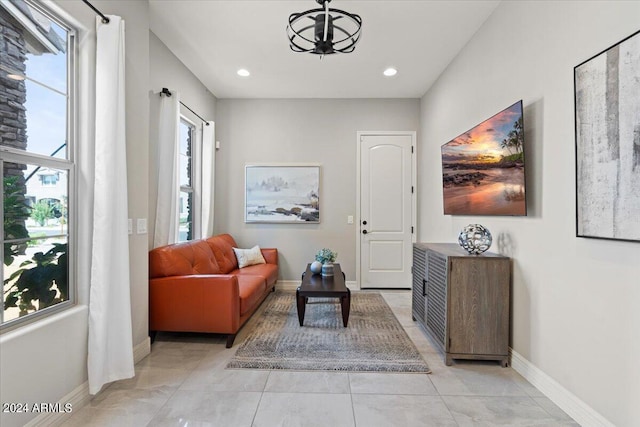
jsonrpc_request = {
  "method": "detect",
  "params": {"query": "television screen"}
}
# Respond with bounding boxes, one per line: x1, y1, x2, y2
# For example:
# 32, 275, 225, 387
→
441, 100, 526, 216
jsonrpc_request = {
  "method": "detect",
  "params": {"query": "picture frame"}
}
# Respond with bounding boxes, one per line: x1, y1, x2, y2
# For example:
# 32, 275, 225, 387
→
245, 164, 320, 223
574, 29, 640, 242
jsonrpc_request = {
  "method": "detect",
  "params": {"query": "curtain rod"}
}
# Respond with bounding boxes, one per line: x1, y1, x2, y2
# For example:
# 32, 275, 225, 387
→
81, 0, 110, 24
161, 88, 210, 126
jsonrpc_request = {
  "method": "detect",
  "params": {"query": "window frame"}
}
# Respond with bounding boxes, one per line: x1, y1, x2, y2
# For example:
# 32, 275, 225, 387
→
0, 0, 77, 332
178, 110, 202, 242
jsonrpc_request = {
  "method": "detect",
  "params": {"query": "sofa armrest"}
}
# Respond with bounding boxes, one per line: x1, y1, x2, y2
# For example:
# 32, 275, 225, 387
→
149, 275, 240, 333
261, 248, 278, 265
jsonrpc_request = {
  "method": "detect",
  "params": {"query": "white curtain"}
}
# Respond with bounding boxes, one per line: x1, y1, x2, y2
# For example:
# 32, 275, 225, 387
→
153, 91, 180, 247
88, 15, 134, 395
201, 121, 215, 237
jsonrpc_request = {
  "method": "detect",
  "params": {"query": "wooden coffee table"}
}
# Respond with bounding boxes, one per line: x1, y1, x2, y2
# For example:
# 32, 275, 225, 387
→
296, 263, 351, 327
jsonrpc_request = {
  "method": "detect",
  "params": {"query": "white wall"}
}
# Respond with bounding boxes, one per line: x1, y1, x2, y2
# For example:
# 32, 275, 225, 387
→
148, 31, 217, 245
419, 1, 640, 426
0, 307, 88, 427
0, 1, 150, 425
215, 99, 419, 281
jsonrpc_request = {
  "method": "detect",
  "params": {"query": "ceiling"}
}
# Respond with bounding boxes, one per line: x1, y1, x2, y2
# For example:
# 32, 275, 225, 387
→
149, 1, 500, 99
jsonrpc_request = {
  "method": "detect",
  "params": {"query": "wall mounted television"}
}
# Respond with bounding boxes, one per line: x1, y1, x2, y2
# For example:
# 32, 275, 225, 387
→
441, 100, 527, 216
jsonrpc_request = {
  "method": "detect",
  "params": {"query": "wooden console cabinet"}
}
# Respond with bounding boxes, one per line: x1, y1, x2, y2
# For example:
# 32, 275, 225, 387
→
412, 243, 511, 367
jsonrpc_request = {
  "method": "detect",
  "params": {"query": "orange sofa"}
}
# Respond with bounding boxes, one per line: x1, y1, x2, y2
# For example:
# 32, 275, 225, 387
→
148, 234, 278, 347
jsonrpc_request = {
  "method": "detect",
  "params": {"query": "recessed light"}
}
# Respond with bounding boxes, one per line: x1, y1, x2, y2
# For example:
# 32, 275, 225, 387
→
383, 67, 398, 77
237, 69, 250, 77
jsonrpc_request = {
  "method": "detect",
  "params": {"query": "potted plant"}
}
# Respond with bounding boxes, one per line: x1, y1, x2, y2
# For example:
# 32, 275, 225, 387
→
315, 248, 337, 277
3, 243, 68, 316
3, 176, 68, 316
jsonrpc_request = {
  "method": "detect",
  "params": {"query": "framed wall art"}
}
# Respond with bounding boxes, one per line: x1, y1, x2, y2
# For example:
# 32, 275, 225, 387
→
574, 29, 640, 242
245, 165, 320, 223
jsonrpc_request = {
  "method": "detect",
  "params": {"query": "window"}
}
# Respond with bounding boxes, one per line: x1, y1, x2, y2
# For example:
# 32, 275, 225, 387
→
38, 171, 60, 186
177, 113, 203, 243
178, 118, 194, 242
1, 1, 75, 329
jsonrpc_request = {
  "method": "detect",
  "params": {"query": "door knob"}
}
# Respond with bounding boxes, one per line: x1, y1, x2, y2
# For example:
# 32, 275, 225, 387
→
362, 230, 368, 234
362, 220, 368, 225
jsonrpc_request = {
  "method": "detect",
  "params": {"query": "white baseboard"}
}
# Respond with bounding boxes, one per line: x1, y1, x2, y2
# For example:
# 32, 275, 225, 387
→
26, 338, 151, 427
133, 336, 151, 363
509, 348, 614, 427
24, 381, 90, 427
277, 280, 360, 291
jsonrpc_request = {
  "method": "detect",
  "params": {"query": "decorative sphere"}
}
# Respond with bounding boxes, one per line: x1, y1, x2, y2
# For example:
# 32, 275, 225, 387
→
458, 224, 492, 255
310, 261, 323, 274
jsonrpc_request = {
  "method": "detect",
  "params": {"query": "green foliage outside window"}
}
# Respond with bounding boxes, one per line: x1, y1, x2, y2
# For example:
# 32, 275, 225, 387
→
30, 200, 54, 227
3, 175, 30, 266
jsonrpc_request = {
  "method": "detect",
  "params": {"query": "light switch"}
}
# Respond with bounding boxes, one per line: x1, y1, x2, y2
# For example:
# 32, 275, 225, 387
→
137, 218, 147, 234
347, 215, 354, 224
128, 219, 132, 235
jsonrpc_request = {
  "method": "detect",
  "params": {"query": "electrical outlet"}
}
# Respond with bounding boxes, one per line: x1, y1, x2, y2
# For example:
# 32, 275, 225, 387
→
347, 215, 354, 224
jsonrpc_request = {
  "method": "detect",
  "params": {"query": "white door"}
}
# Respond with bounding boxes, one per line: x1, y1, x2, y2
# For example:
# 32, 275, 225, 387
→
358, 132, 415, 289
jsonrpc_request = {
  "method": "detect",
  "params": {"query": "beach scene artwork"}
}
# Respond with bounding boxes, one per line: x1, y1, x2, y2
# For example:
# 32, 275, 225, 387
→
245, 165, 320, 223
441, 101, 526, 215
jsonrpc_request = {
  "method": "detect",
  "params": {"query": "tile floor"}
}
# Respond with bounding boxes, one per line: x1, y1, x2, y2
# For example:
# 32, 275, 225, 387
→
62, 291, 579, 426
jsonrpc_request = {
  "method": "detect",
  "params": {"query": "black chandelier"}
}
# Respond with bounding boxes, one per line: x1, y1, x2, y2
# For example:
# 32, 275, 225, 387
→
287, 0, 362, 56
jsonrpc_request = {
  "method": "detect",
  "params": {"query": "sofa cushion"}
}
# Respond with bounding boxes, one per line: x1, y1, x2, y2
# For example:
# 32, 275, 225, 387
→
149, 240, 220, 278
205, 234, 239, 274
232, 263, 278, 288
237, 275, 266, 315
233, 245, 266, 268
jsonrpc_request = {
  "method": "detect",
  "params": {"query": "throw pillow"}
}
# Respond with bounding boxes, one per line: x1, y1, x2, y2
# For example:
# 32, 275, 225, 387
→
233, 245, 266, 268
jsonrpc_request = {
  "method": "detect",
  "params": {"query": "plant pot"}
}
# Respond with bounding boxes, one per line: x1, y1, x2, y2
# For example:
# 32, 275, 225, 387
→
321, 262, 334, 277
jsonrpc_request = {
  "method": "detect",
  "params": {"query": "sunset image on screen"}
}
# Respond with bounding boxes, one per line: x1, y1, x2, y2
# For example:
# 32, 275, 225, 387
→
441, 101, 526, 215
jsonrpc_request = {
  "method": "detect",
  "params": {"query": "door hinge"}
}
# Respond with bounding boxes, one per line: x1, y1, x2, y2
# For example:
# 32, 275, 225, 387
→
411, 226, 414, 234
411, 186, 414, 194
411, 146, 414, 154
448, 338, 451, 348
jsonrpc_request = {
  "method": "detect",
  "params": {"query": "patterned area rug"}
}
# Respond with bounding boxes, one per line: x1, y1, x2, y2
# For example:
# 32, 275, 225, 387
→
226, 291, 430, 373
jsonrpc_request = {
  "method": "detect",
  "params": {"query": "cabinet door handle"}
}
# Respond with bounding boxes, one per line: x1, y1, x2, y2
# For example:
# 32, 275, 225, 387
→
422, 278, 427, 296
